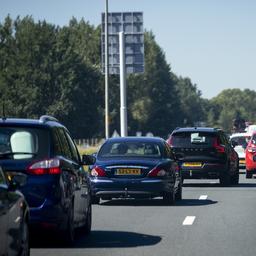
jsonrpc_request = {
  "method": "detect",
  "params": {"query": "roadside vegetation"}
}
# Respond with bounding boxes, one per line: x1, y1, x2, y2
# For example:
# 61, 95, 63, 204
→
1, 15, 255, 138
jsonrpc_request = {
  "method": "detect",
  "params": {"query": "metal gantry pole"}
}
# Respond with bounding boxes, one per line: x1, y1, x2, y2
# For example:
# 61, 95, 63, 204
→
119, 31, 128, 137
104, 0, 109, 139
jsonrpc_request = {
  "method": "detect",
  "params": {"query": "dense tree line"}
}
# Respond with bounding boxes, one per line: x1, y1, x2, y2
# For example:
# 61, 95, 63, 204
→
0, 16, 255, 138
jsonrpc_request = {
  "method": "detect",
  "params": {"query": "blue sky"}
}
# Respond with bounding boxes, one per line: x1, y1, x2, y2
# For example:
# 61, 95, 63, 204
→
1, 0, 255, 99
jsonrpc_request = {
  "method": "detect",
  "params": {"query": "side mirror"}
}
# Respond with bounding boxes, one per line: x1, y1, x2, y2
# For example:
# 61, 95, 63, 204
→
82, 154, 96, 165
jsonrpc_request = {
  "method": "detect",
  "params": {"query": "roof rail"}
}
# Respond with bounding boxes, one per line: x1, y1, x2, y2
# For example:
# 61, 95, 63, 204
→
39, 115, 59, 123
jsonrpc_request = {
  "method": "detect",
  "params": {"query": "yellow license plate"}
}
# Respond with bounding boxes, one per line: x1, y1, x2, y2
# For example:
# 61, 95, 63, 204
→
239, 160, 245, 164
116, 168, 141, 175
183, 162, 202, 167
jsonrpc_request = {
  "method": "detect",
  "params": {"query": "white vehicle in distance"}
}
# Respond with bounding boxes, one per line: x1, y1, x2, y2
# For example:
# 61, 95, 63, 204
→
230, 132, 251, 168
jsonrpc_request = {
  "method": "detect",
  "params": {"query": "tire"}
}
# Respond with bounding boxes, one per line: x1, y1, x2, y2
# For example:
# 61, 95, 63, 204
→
91, 196, 100, 204
246, 170, 253, 179
219, 168, 231, 186
19, 220, 30, 256
231, 164, 239, 185
231, 172, 239, 185
163, 187, 175, 205
84, 204, 92, 235
175, 182, 182, 201
63, 206, 75, 245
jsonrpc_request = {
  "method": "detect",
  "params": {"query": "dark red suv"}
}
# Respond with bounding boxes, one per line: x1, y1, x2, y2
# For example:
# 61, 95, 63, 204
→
167, 127, 239, 186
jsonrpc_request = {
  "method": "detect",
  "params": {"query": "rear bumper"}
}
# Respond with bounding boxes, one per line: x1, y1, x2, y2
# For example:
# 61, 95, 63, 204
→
90, 178, 171, 199
181, 163, 226, 179
29, 199, 67, 230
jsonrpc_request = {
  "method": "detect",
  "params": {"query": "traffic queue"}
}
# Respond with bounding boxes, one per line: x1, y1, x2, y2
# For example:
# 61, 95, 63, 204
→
1, 115, 256, 255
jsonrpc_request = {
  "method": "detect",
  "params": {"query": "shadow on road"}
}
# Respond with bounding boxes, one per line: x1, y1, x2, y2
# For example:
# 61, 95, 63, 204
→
75, 230, 161, 248
174, 198, 217, 206
31, 230, 161, 249
99, 197, 217, 207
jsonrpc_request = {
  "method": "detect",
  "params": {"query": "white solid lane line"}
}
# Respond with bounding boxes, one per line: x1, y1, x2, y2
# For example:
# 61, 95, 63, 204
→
183, 216, 196, 225
199, 195, 208, 200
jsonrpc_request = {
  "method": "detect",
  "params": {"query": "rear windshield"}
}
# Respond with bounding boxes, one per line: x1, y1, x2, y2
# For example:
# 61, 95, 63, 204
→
230, 136, 250, 148
0, 127, 49, 160
171, 132, 216, 147
98, 141, 162, 159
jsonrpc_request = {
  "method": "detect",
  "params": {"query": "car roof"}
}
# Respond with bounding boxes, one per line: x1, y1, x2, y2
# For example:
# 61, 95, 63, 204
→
230, 132, 251, 138
104, 136, 165, 143
0, 117, 65, 129
172, 127, 221, 133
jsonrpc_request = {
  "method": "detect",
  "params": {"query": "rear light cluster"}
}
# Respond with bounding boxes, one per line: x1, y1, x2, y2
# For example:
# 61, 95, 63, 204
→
91, 166, 106, 177
148, 167, 166, 177
213, 138, 225, 153
27, 158, 61, 175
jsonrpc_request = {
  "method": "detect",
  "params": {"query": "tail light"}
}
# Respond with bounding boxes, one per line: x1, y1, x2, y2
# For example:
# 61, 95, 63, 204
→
213, 138, 225, 153
247, 147, 256, 153
91, 166, 106, 177
148, 167, 166, 177
27, 158, 61, 175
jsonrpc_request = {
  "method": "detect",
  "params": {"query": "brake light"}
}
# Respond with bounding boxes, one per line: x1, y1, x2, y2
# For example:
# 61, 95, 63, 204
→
91, 166, 106, 177
27, 158, 61, 175
213, 138, 225, 153
148, 167, 166, 177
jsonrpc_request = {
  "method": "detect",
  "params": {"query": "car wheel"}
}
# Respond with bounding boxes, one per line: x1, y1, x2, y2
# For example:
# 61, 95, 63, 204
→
231, 164, 239, 185
163, 187, 175, 205
92, 196, 100, 204
83, 204, 92, 235
246, 170, 253, 179
19, 220, 30, 256
175, 182, 182, 201
219, 163, 231, 186
63, 206, 75, 245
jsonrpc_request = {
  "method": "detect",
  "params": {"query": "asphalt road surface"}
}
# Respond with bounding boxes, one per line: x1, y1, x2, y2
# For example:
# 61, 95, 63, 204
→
31, 171, 256, 256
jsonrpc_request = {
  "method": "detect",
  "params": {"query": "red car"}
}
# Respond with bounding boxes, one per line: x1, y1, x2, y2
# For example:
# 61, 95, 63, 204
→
245, 132, 256, 178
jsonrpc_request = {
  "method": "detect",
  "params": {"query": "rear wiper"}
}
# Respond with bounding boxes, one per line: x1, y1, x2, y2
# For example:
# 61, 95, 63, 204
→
0, 152, 37, 158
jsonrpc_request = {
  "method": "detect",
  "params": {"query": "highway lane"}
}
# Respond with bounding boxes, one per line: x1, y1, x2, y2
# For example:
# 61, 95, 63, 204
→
31, 172, 256, 256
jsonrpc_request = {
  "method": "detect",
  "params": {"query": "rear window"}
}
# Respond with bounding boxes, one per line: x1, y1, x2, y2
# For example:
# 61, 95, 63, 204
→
98, 141, 162, 159
0, 127, 49, 159
171, 132, 216, 147
230, 136, 250, 148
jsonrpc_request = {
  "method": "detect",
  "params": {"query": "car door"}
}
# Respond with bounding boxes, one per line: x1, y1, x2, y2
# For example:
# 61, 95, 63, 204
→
54, 128, 79, 224
58, 128, 84, 225
0, 168, 8, 256
64, 131, 89, 225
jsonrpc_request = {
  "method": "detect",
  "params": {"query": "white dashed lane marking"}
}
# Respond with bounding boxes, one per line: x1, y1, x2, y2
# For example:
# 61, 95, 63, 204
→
199, 195, 208, 200
183, 216, 196, 225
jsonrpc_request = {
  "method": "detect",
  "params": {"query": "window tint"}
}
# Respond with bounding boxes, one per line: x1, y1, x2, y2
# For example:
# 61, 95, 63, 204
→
98, 141, 162, 158
58, 129, 72, 160
230, 136, 250, 148
65, 132, 80, 163
0, 127, 49, 159
172, 132, 215, 147
52, 128, 63, 155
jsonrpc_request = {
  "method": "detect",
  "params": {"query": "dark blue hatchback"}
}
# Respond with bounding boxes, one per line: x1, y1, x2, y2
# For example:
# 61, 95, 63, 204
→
0, 116, 92, 244
88, 137, 182, 204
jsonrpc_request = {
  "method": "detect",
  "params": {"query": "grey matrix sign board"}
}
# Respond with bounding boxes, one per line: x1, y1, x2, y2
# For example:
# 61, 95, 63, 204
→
101, 12, 144, 74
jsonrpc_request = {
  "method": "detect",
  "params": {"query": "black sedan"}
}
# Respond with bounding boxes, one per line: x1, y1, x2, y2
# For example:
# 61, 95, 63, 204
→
86, 137, 182, 204
0, 167, 29, 256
